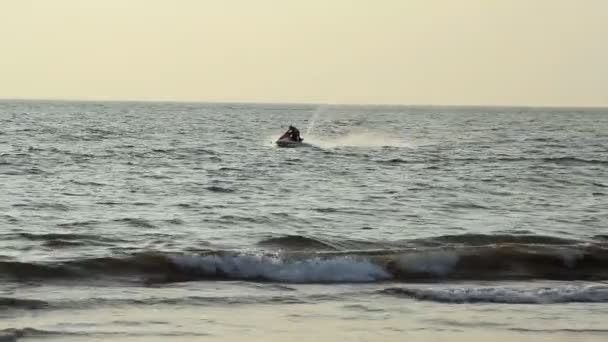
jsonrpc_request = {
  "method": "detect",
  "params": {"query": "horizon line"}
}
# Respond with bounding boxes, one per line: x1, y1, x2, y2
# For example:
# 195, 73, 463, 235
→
1, 97, 607, 110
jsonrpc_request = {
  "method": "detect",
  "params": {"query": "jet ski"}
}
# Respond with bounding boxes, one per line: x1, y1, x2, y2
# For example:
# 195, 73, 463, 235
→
276, 137, 303, 148
276, 126, 304, 148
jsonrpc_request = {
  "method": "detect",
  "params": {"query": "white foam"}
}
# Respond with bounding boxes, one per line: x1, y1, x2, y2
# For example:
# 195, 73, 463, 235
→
393, 284, 608, 304
170, 254, 391, 283
393, 251, 459, 275
305, 131, 411, 149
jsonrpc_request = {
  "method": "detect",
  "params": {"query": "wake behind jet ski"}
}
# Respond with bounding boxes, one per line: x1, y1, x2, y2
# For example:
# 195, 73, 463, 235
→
276, 125, 304, 147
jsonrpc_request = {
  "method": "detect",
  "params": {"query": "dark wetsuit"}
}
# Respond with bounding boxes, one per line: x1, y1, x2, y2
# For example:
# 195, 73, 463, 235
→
290, 127, 302, 142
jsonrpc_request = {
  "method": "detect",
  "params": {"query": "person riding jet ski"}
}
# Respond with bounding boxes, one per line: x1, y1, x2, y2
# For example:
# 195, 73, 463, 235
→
280, 125, 303, 142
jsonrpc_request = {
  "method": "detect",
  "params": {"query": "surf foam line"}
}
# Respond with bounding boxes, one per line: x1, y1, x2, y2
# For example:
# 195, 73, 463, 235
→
169, 254, 390, 283
380, 284, 608, 304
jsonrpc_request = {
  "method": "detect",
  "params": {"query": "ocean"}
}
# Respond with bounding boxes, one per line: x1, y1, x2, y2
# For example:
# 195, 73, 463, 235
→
1, 100, 607, 341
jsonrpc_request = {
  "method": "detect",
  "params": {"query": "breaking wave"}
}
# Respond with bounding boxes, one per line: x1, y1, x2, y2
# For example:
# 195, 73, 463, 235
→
1, 241, 607, 284
169, 254, 389, 283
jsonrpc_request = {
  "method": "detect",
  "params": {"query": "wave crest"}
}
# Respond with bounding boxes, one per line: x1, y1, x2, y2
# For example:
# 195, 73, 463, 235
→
1, 243, 607, 284
257, 235, 340, 250
380, 284, 608, 304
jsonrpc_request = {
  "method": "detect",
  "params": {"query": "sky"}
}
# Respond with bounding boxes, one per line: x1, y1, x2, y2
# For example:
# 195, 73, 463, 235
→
1, 0, 607, 106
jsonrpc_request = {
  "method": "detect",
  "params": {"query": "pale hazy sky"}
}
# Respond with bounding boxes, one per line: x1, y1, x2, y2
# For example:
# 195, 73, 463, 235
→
1, 0, 607, 106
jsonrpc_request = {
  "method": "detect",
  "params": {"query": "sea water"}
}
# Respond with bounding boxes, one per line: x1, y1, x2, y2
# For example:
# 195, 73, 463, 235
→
1, 100, 607, 341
